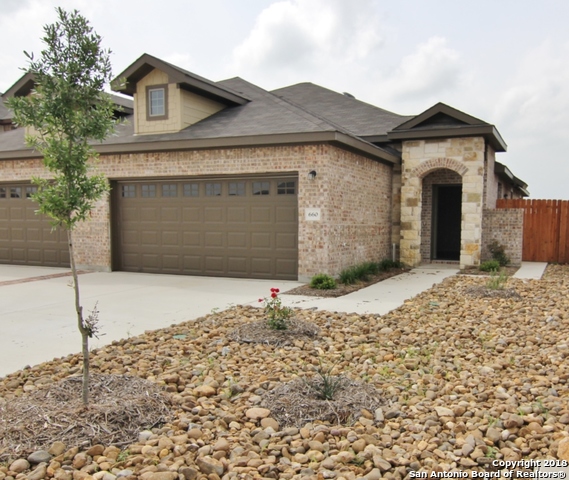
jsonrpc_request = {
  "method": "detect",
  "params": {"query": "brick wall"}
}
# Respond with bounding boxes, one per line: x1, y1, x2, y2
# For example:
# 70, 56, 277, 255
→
0, 144, 393, 280
481, 208, 523, 266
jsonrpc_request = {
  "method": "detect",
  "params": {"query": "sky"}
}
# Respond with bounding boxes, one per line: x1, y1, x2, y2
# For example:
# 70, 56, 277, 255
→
1, 0, 568, 199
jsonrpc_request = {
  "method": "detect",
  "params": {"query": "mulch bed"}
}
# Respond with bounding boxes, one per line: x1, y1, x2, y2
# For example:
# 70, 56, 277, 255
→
284, 268, 410, 298
228, 317, 320, 346
0, 374, 172, 459
459, 266, 519, 276
262, 376, 384, 429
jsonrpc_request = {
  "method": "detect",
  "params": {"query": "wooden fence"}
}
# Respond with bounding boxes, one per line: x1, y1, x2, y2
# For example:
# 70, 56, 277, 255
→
497, 199, 569, 263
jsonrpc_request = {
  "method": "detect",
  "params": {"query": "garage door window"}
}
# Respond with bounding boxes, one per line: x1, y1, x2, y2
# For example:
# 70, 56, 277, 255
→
228, 182, 245, 196
277, 181, 296, 195
141, 184, 156, 198
11, 187, 21, 198
122, 185, 136, 198
252, 181, 270, 195
206, 183, 221, 196
0, 187, 5, 198
162, 184, 177, 197
183, 183, 199, 197
26, 186, 38, 198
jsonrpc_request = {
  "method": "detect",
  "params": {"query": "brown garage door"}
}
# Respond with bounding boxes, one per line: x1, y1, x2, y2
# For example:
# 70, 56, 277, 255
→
112, 176, 298, 279
0, 183, 70, 267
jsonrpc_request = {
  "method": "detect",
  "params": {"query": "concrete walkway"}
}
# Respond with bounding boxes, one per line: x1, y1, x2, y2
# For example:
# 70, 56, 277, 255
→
281, 264, 459, 314
513, 261, 548, 279
0, 262, 548, 378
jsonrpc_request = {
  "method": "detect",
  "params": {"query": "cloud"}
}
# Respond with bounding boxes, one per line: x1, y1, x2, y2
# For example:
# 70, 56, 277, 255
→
230, 0, 383, 87
376, 36, 464, 108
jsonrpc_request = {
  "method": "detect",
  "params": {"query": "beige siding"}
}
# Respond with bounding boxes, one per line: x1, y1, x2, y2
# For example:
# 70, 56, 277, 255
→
135, 69, 180, 134
180, 90, 225, 129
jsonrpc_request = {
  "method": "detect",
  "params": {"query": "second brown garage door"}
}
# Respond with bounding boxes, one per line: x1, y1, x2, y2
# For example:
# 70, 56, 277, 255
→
0, 183, 69, 267
112, 176, 298, 280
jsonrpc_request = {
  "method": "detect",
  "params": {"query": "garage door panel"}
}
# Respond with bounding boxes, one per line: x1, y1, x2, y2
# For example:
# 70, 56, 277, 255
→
10, 207, 24, 220
276, 232, 297, 249
27, 228, 41, 242
204, 256, 224, 273
183, 231, 201, 247
115, 177, 297, 279
251, 232, 271, 249
0, 207, 7, 220
160, 207, 178, 222
0, 227, 7, 240
251, 258, 271, 276
183, 207, 200, 222
251, 207, 271, 223
227, 232, 247, 248
11, 228, 25, 241
227, 257, 247, 275
204, 232, 224, 247
227, 207, 246, 222
161, 231, 179, 246
204, 207, 223, 223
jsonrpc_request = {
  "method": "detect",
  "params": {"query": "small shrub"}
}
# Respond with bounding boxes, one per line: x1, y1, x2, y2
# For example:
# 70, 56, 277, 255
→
339, 266, 359, 285
305, 360, 343, 400
488, 240, 510, 266
486, 271, 508, 290
259, 288, 292, 330
310, 274, 337, 290
378, 259, 404, 271
362, 261, 379, 275
353, 263, 371, 281
480, 260, 500, 272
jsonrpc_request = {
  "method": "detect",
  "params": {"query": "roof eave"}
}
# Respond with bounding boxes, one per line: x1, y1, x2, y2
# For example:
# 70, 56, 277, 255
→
112, 53, 249, 106
0, 131, 398, 164
387, 125, 507, 152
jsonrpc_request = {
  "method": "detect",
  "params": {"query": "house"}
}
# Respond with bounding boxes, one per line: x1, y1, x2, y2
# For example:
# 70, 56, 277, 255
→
0, 53, 528, 281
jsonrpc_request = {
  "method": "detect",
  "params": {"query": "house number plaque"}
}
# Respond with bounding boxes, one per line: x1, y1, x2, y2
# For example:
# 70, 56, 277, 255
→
305, 208, 321, 221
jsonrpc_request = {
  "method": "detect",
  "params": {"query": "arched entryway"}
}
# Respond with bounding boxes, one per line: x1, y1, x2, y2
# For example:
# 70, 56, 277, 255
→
420, 169, 462, 262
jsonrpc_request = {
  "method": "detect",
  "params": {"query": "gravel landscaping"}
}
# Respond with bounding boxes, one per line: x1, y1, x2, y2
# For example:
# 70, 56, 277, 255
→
1, 265, 569, 479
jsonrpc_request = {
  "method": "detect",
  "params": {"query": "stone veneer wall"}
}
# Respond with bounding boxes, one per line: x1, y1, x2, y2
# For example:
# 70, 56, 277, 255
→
400, 137, 486, 268
481, 208, 524, 266
0, 144, 393, 280
420, 169, 462, 262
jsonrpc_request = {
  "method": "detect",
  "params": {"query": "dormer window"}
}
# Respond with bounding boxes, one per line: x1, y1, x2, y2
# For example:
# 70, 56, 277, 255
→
146, 85, 168, 120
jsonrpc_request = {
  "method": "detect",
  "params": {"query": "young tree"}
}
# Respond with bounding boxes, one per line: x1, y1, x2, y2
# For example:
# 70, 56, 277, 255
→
7, 7, 119, 405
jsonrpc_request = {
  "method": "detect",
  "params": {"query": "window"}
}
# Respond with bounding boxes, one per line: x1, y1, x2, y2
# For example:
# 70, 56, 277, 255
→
0, 187, 5, 199
162, 184, 177, 197
205, 183, 222, 196
121, 185, 136, 198
26, 186, 38, 198
10, 187, 21, 198
141, 184, 156, 198
146, 85, 168, 120
252, 181, 270, 195
228, 182, 245, 196
277, 181, 296, 195
183, 183, 199, 197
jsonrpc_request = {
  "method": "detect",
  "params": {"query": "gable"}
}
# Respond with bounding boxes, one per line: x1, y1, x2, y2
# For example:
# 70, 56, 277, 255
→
410, 112, 470, 129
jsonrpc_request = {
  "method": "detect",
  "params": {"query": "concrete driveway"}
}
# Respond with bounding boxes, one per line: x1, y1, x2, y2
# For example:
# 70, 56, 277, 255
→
0, 265, 304, 377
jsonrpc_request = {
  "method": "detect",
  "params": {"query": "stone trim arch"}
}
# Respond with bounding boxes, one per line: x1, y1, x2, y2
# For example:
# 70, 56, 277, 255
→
411, 158, 469, 179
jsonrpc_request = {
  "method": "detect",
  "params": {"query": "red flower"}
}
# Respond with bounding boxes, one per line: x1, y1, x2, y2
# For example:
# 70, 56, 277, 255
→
258, 298, 263, 302
270, 288, 276, 292
275, 288, 280, 293
271, 292, 277, 298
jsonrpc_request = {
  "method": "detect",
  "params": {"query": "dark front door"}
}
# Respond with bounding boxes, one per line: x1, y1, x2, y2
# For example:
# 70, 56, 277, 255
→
432, 185, 462, 261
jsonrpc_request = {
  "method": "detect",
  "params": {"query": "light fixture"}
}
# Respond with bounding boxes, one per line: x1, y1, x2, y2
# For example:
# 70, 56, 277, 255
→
307, 170, 317, 180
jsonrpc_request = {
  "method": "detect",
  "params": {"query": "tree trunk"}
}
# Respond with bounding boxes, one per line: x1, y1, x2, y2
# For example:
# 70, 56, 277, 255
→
68, 228, 89, 405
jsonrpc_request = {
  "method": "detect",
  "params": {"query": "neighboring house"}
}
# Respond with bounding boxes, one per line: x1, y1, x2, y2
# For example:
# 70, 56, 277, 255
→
0, 53, 527, 280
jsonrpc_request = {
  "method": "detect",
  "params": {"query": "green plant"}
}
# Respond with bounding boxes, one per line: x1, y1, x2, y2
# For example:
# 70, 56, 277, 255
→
7, 8, 120, 405
305, 359, 344, 400
378, 259, 403, 271
486, 271, 508, 290
480, 260, 500, 272
339, 266, 359, 285
116, 449, 131, 463
310, 273, 337, 290
488, 240, 510, 266
259, 288, 292, 330
485, 446, 498, 459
